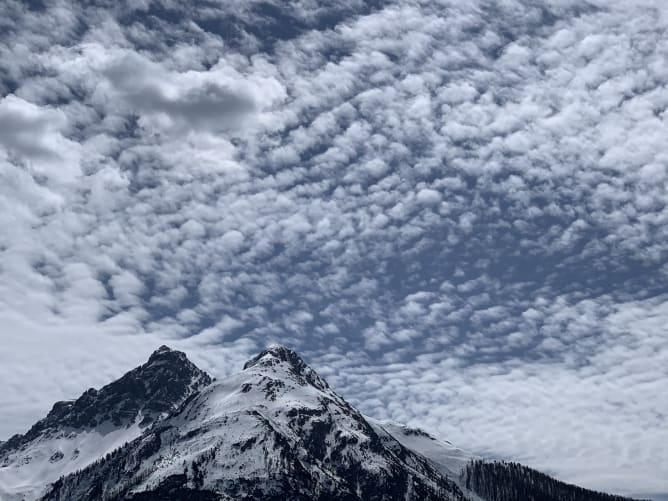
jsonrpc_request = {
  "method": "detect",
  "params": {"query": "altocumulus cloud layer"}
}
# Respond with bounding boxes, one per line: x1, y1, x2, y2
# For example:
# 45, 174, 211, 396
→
1, 0, 667, 496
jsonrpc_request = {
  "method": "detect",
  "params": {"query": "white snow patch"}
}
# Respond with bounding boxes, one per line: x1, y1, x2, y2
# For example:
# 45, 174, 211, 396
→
0, 420, 143, 501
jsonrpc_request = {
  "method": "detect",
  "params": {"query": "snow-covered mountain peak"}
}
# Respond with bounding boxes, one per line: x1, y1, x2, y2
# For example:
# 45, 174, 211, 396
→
148, 344, 179, 359
1, 347, 207, 454
145, 344, 194, 370
242, 344, 330, 392
242, 344, 304, 370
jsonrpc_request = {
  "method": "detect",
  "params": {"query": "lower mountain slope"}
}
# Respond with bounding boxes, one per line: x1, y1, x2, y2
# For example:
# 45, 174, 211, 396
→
369, 419, 486, 501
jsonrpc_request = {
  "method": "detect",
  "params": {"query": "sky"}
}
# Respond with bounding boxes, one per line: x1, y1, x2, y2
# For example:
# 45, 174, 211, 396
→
0, 0, 667, 498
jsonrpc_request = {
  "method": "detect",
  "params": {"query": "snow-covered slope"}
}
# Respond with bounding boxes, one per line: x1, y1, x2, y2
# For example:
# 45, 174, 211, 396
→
38, 345, 467, 501
369, 419, 487, 501
0, 346, 211, 501
370, 420, 476, 478
0, 422, 143, 501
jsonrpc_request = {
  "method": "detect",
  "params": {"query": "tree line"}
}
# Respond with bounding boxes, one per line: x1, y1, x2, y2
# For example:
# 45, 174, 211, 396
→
461, 459, 648, 501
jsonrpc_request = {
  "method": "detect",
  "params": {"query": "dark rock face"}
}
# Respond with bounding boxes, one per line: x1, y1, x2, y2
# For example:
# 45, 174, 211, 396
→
0, 346, 211, 455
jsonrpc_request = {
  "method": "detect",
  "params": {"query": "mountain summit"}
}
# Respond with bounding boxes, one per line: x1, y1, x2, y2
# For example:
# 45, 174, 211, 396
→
242, 344, 309, 369
0, 346, 645, 501
242, 344, 331, 392
3, 345, 210, 442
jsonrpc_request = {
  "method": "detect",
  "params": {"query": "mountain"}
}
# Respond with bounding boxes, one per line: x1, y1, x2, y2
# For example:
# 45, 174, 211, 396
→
37, 345, 466, 501
0, 345, 644, 501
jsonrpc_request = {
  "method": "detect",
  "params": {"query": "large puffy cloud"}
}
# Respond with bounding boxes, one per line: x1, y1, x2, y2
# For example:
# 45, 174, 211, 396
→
98, 50, 286, 134
0, 0, 667, 497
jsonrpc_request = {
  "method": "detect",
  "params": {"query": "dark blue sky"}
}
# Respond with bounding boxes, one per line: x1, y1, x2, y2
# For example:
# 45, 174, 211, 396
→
0, 0, 666, 497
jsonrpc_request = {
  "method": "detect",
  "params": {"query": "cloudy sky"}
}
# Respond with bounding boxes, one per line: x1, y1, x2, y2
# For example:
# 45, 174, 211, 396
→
1, 0, 667, 498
